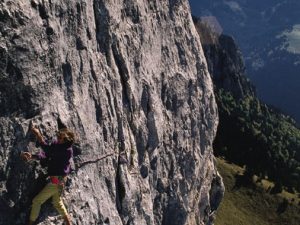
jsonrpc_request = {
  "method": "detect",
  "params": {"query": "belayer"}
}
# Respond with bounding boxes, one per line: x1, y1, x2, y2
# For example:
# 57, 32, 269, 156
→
21, 124, 75, 225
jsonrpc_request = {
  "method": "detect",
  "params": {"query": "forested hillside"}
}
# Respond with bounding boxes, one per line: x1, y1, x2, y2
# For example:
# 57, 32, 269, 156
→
194, 17, 300, 192
215, 91, 300, 192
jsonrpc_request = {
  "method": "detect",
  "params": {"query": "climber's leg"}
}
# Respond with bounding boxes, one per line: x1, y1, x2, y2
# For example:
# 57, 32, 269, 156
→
29, 183, 57, 222
52, 185, 71, 225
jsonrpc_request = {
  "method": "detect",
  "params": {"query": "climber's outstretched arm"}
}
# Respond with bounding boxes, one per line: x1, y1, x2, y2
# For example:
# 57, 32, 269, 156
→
31, 125, 45, 144
20, 124, 47, 162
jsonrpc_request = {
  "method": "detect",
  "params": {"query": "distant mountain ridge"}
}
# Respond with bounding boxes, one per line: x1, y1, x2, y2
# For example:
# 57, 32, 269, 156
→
193, 16, 300, 192
193, 16, 255, 99
189, 0, 300, 123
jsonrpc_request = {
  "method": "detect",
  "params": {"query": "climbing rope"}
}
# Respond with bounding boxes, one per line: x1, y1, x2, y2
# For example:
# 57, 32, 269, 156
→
75, 151, 117, 169
74, 150, 129, 170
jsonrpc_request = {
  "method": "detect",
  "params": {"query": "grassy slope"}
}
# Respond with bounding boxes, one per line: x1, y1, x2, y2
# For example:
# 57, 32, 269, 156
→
214, 158, 300, 225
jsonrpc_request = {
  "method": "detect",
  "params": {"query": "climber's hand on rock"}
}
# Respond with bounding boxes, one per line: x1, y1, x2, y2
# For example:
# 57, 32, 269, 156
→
31, 125, 40, 136
20, 152, 32, 162
30, 123, 45, 143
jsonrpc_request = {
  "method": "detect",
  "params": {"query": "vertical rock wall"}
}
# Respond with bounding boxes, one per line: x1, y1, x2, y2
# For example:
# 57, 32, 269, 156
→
0, 0, 223, 224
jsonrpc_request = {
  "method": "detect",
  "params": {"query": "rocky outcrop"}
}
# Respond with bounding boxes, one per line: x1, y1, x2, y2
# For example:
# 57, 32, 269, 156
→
193, 17, 255, 99
0, 1, 223, 225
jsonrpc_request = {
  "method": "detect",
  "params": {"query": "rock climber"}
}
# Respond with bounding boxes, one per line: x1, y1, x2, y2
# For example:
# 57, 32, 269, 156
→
21, 124, 75, 225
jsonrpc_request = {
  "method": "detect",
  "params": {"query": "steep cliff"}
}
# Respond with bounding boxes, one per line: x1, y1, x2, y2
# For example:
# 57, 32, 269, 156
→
193, 17, 255, 99
0, 1, 223, 225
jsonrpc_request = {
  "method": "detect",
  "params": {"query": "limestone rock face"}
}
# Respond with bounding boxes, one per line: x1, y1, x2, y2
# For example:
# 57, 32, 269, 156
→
0, 1, 223, 225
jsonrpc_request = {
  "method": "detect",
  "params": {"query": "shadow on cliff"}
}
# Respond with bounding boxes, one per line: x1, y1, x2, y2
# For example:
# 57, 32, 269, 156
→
0, 55, 40, 119
0, 47, 46, 223
0, 121, 49, 225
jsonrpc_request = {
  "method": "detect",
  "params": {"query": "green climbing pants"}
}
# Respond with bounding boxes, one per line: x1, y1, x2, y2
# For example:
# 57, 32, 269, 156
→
29, 183, 68, 221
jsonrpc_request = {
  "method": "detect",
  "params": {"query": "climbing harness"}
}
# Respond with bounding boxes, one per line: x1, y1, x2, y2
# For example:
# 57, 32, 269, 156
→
50, 176, 66, 185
